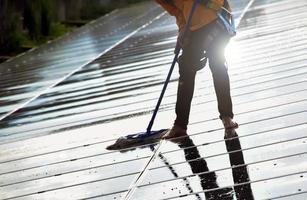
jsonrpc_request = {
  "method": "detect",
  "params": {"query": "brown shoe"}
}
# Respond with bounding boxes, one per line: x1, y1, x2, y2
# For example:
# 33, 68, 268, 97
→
222, 117, 239, 130
162, 125, 187, 140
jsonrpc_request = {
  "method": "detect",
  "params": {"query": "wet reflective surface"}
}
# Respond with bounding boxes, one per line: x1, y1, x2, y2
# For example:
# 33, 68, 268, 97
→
141, 131, 255, 200
0, 0, 307, 199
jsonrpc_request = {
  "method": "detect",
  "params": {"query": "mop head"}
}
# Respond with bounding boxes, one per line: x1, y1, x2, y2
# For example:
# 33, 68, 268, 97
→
106, 129, 167, 151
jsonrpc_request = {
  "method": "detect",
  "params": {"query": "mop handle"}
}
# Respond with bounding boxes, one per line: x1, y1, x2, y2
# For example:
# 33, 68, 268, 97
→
146, 0, 200, 133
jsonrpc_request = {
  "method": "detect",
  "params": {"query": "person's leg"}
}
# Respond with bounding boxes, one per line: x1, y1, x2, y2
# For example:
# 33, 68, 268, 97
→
163, 28, 207, 139
163, 63, 196, 138
174, 28, 208, 129
206, 35, 237, 129
174, 58, 197, 130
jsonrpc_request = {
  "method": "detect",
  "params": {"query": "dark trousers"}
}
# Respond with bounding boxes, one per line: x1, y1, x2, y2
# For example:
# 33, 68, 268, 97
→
174, 21, 234, 130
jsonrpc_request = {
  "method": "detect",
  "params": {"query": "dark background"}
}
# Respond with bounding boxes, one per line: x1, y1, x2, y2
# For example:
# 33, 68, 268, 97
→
0, 0, 149, 62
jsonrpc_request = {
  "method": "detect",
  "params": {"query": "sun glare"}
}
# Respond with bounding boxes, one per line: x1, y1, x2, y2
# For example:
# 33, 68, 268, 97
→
225, 40, 243, 64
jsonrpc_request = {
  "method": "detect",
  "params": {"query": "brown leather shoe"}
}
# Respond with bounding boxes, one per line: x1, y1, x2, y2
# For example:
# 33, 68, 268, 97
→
162, 125, 187, 140
222, 117, 239, 130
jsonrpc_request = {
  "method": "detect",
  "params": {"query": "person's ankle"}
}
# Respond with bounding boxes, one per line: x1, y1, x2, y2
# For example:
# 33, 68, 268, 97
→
221, 116, 238, 129
173, 124, 187, 131
162, 124, 187, 139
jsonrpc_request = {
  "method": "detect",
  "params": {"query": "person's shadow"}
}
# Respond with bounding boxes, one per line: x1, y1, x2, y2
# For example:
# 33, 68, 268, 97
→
174, 129, 254, 199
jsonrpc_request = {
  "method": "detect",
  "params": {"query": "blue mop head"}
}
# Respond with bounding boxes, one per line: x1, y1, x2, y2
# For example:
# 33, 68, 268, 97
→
106, 129, 167, 151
